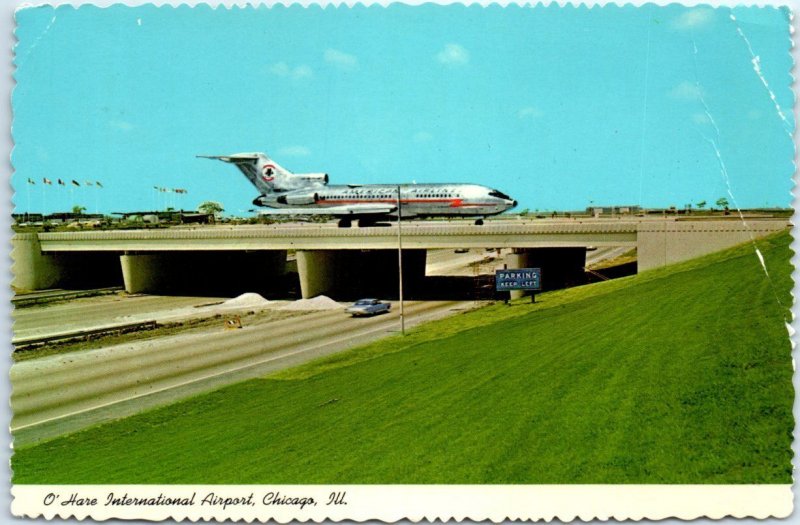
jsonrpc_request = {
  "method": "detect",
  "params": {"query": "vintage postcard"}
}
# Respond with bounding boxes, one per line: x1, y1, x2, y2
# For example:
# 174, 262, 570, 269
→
7, 0, 796, 521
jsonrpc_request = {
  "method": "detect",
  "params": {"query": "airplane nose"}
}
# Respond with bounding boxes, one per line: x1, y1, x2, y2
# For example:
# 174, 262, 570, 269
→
511, 200, 518, 208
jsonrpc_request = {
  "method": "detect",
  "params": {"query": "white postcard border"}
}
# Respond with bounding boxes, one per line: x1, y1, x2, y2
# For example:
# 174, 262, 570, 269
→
9, 485, 794, 521
5, 0, 799, 523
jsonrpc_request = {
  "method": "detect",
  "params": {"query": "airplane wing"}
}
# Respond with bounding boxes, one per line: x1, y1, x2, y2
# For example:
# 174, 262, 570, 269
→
258, 204, 397, 217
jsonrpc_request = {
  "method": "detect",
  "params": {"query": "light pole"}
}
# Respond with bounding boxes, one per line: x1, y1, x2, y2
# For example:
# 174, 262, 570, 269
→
397, 184, 405, 335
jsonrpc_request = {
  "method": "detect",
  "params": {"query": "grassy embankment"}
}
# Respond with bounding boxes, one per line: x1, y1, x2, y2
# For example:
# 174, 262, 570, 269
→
12, 232, 794, 484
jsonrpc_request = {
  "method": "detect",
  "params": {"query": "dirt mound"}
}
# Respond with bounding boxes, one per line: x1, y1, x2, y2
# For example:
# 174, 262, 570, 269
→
281, 295, 342, 311
220, 293, 273, 309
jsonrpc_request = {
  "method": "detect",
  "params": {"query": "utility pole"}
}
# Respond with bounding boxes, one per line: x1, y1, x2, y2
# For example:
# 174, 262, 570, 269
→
397, 184, 405, 335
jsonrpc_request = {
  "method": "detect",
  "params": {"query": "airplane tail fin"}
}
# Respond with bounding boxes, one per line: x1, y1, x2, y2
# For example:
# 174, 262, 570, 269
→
198, 153, 327, 193
198, 153, 291, 194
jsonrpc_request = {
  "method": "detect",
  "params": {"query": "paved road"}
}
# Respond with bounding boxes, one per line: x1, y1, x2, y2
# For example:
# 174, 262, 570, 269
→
11, 299, 474, 445
586, 246, 632, 266
426, 248, 506, 276
13, 294, 229, 340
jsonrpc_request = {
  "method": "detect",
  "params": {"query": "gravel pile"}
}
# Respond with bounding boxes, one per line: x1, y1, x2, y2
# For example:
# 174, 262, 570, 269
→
280, 295, 343, 311
220, 293, 274, 309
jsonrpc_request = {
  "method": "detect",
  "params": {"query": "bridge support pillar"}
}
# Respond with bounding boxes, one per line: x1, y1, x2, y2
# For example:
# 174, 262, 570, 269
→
296, 249, 426, 299
120, 253, 166, 294
505, 247, 586, 298
296, 250, 338, 299
12, 234, 65, 291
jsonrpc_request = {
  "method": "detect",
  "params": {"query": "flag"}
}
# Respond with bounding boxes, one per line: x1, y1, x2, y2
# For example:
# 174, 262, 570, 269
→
95, 181, 103, 188
27, 178, 35, 185
71, 180, 80, 186
42, 178, 52, 185
58, 179, 65, 186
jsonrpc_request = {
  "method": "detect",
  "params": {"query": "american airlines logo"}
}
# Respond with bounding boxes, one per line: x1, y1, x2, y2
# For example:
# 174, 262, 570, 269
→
261, 164, 276, 182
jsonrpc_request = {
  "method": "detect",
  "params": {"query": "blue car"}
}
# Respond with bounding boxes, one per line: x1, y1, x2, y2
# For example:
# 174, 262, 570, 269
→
345, 298, 391, 317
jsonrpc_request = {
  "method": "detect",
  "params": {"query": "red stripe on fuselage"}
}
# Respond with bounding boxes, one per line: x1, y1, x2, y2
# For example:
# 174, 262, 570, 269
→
312, 199, 496, 207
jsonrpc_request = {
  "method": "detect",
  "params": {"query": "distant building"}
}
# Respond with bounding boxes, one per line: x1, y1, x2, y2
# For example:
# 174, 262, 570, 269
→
112, 210, 214, 224
12, 213, 44, 223
586, 205, 642, 216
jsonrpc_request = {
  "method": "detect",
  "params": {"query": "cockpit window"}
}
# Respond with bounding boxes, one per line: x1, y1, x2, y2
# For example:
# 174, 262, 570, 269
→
489, 190, 511, 200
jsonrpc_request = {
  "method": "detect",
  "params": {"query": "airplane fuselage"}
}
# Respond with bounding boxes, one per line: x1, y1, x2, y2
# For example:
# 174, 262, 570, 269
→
200, 152, 518, 225
254, 183, 516, 218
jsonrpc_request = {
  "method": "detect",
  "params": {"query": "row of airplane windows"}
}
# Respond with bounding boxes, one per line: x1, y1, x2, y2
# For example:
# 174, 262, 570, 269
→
320, 194, 458, 200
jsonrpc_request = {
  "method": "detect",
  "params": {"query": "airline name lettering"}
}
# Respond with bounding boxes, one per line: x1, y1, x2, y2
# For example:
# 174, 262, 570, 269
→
341, 187, 458, 196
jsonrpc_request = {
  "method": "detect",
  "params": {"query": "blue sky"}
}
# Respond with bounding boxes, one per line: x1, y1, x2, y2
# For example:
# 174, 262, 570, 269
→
12, 4, 794, 214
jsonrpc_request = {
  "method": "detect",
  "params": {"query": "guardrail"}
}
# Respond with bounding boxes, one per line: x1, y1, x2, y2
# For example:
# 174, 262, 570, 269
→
12, 287, 123, 307
13, 320, 158, 351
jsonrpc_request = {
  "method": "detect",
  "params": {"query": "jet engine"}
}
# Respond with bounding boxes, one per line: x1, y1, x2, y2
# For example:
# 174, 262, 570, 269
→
277, 192, 319, 205
290, 173, 329, 186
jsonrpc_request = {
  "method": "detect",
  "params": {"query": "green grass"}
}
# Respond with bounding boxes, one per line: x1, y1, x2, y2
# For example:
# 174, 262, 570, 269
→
12, 232, 794, 484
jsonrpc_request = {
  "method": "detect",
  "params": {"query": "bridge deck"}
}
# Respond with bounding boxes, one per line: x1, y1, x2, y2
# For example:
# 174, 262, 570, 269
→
30, 221, 640, 252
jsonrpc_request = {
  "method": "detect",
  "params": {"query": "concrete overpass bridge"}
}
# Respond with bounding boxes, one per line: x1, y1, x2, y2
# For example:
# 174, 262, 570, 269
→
12, 218, 788, 299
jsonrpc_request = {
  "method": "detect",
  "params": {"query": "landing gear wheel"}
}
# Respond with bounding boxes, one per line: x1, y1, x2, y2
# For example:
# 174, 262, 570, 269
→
474, 219, 484, 226
338, 218, 352, 228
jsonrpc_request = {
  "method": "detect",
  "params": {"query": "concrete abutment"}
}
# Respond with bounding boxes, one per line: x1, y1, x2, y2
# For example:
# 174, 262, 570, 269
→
636, 221, 789, 271
13, 234, 121, 291
12, 234, 63, 291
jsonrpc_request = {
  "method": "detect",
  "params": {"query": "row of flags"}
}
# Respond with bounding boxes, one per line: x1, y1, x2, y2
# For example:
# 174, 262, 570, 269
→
28, 177, 189, 193
154, 186, 188, 194
25, 178, 189, 194
27, 178, 103, 188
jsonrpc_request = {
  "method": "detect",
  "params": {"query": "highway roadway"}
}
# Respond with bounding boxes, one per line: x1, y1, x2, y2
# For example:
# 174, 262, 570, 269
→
586, 246, 631, 266
11, 245, 631, 445
11, 299, 474, 445
13, 294, 229, 341
13, 248, 498, 341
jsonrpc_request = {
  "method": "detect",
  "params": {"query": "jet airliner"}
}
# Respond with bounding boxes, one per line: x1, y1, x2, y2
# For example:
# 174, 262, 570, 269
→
199, 152, 517, 227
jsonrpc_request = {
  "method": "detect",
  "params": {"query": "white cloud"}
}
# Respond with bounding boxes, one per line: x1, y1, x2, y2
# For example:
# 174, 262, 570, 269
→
292, 65, 313, 79
269, 61, 313, 80
518, 107, 543, 120
413, 131, 433, 143
109, 119, 133, 131
669, 81, 704, 101
270, 62, 290, 76
324, 49, 358, 71
675, 8, 715, 30
436, 44, 470, 66
691, 113, 710, 125
278, 145, 311, 157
